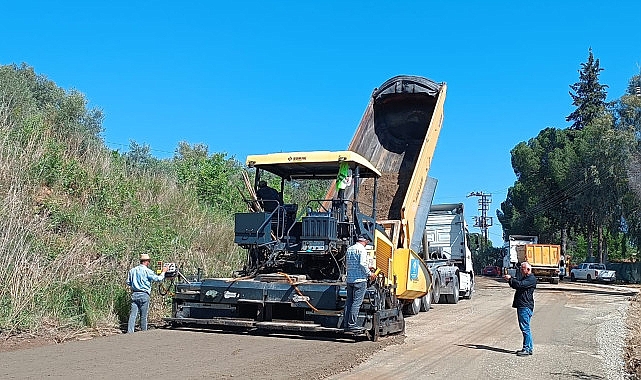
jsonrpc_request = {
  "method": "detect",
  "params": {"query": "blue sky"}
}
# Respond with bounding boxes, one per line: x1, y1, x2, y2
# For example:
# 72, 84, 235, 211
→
3, 1, 641, 246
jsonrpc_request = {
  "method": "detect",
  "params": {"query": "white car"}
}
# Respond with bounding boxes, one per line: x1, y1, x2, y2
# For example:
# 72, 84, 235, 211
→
570, 263, 616, 283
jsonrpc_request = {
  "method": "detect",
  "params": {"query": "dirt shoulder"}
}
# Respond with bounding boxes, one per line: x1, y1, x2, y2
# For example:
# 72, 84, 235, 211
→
626, 292, 641, 378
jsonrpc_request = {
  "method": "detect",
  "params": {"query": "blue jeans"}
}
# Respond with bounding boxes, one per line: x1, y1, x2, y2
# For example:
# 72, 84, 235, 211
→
128, 292, 150, 333
344, 281, 367, 330
517, 307, 533, 352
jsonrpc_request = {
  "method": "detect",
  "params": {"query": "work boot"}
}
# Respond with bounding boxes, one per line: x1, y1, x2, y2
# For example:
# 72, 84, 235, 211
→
345, 327, 366, 335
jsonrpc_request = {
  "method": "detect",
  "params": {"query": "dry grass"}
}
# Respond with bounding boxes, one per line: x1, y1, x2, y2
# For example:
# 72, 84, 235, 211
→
0, 104, 244, 334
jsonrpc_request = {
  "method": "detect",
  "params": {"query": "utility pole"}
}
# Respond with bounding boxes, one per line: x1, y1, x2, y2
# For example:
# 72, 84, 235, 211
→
467, 192, 493, 250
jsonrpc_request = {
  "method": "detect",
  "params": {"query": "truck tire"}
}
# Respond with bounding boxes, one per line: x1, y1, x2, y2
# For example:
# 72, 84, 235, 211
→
570, 273, 576, 282
446, 277, 459, 304
403, 297, 421, 316
587, 274, 592, 283
551, 277, 559, 284
420, 291, 432, 312
431, 278, 441, 305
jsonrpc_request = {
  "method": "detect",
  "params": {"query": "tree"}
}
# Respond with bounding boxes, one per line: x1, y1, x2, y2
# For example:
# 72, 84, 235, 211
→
124, 141, 162, 174
498, 128, 578, 244
173, 142, 245, 214
566, 48, 609, 130
568, 117, 634, 261
614, 73, 641, 139
0, 63, 103, 143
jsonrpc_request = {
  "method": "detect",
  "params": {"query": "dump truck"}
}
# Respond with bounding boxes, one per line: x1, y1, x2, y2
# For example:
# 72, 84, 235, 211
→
165, 75, 447, 340
328, 76, 474, 315
523, 244, 561, 284
502, 235, 561, 284
503, 235, 538, 277
419, 203, 475, 312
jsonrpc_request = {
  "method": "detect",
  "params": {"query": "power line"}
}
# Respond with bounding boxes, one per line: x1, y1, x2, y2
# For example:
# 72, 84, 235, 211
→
467, 191, 493, 250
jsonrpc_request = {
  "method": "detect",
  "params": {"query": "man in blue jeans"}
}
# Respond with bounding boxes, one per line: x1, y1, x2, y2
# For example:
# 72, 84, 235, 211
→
504, 261, 537, 356
127, 253, 167, 333
343, 235, 376, 333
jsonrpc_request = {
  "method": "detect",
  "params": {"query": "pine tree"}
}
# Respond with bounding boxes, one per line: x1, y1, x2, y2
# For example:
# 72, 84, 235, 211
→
566, 48, 609, 130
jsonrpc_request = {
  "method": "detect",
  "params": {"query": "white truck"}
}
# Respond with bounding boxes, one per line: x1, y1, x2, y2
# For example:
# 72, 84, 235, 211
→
570, 263, 617, 283
503, 235, 538, 277
420, 203, 475, 310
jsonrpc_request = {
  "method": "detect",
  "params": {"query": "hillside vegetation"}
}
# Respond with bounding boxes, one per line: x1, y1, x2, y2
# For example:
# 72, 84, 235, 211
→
0, 64, 247, 336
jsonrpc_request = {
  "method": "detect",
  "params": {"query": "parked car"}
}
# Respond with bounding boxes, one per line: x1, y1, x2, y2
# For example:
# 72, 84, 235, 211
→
570, 263, 616, 283
482, 265, 500, 277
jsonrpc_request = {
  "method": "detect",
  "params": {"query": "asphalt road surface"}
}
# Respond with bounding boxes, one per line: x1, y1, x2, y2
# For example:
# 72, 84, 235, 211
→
0, 277, 635, 379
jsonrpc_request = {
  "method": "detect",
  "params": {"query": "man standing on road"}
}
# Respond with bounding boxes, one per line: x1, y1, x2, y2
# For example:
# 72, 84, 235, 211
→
344, 234, 376, 333
127, 253, 167, 333
504, 261, 537, 356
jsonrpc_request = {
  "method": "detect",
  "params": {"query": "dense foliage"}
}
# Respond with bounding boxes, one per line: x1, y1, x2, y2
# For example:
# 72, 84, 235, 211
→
0, 64, 341, 335
0, 64, 247, 334
498, 51, 641, 265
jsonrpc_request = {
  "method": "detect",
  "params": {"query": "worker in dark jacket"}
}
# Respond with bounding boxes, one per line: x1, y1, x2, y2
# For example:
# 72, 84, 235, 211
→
256, 180, 283, 212
503, 261, 537, 356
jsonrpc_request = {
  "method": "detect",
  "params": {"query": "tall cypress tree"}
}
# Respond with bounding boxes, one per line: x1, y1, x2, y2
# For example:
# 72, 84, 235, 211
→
566, 48, 609, 130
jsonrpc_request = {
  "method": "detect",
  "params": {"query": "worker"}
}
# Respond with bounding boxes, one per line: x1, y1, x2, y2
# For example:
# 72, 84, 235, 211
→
127, 253, 167, 333
343, 234, 377, 333
334, 163, 352, 222
256, 180, 283, 212
503, 261, 537, 356
335, 162, 352, 200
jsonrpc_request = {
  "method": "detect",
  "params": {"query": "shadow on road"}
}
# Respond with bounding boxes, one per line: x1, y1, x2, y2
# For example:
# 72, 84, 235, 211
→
457, 343, 515, 354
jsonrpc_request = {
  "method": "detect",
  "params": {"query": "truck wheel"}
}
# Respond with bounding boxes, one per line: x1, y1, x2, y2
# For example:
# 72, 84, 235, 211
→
431, 278, 441, 304
403, 297, 421, 316
587, 274, 592, 283
420, 291, 432, 312
570, 273, 576, 282
551, 277, 559, 285
447, 277, 459, 304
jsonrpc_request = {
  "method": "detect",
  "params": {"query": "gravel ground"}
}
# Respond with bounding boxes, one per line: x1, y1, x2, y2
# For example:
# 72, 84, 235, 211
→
0, 277, 639, 379
625, 292, 641, 378
598, 287, 630, 379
